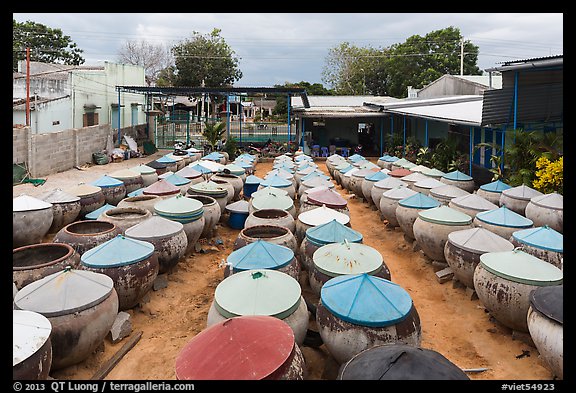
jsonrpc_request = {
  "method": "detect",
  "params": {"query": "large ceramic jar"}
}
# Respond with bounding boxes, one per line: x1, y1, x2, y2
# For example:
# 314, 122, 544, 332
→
390, 158, 412, 171
499, 184, 543, 216
109, 169, 144, 194
146, 160, 168, 176
395, 192, 441, 241
211, 179, 235, 204
53, 220, 123, 256
14, 269, 118, 370
234, 225, 298, 256
13, 195, 53, 248
337, 344, 469, 380
98, 206, 152, 234
154, 195, 205, 253
440, 170, 476, 193
295, 205, 350, 246
156, 155, 179, 173
411, 178, 445, 196
361, 171, 389, 207
244, 209, 296, 234
429, 184, 470, 206
448, 193, 499, 218
300, 219, 363, 272
379, 186, 417, 228
413, 206, 474, 262
298, 177, 335, 198
524, 193, 563, 233
267, 168, 297, 191
249, 188, 297, 219
476, 179, 512, 206
222, 163, 247, 182
527, 286, 563, 380
226, 239, 300, 280
473, 205, 534, 240
349, 168, 379, 200
65, 184, 106, 218
142, 179, 181, 200
258, 174, 296, 200
294, 166, 317, 185
13, 310, 52, 380
13, 242, 80, 290
510, 226, 563, 270
317, 273, 421, 365
163, 173, 192, 196
175, 315, 306, 380
333, 163, 353, 185
125, 216, 188, 274
130, 164, 159, 187
371, 177, 407, 207
90, 175, 127, 205
206, 269, 309, 346
38, 188, 81, 234
341, 168, 360, 192
175, 166, 204, 186
444, 227, 514, 289
400, 171, 429, 190
473, 249, 563, 333
212, 172, 243, 201
381, 155, 399, 171
80, 235, 159, 311
188, 181, 229, 215
299, 188, 349, 216
243, 175, 263, 200
186, 194, 221, 239
309, 241, 391, 296
117, 194, 161, 215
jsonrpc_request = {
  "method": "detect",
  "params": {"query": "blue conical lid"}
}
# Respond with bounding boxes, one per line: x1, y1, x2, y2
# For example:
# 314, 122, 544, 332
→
379, 154, 392, 161
227, 239, 294, 271
233, 160, 253, 169
81, 234, 154, 268
306, 219, 363, 245
479, 179, 511, 193
164, 173, 191, 186
188, 163, 213, 174
265, 168, 293, 180
204, 152, 224, 160
245, 175, 263, 185
157, 155, 177, 164
365, 171, 389, 182
237, 153, 255, 161
475, 205, 533, 228
301, 171, 330, 182
90, 175, 124, 188
442, 170, 473, 181
337, 164, 354, 173
85, 203, 116, 220
127, 188, 144, 197
320, 274, 413, 327
512, 226, 563, 252
348, 154, 365, 162
399, 192, 441, 209
383, 156, 399, 162
259, 174, 292, 188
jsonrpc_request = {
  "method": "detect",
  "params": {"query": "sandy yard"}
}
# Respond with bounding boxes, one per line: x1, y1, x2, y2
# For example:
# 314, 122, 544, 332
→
13, 150, 555, 381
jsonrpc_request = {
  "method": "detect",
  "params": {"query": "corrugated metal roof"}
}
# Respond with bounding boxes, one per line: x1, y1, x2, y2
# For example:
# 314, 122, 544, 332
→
292, 95, 398, 109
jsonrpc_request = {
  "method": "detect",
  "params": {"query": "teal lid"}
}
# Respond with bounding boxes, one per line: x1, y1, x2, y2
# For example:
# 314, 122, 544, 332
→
512, 226, 563, 253
479, 249, 563, 286
188, 163, 213, 174
479, 179, 511, 193
81, 234, 154, 268
251, 186, 288, 199
189, 181, 228, 196
313, 241, 383, 277
204, 152, 224, 160
154, 194, 204, 216
379, 154, 392, 161
164, 173, 191, 186
475, 205, 533, 228
233, 160, 253, 169
157, 155, 177, 164
442, 170, 473, 181
245, 175, 263, 185
399, 192, 441, 209
214, 269, 301, 319
383, 156, 399, 162
365, 171, 389, 182
127, 188, 144, 197
348, 154, 365, 162
85, 203, 116, 220
237, 153, 255, 161
90, 175, 124, 188
301, 171, 330, 182
417, 205, 472, 225
306, 219, 363, 246
337, 164, 354, 173
259, 174, 292, 188
227, 239, 294, 271
320, 274, 413, 327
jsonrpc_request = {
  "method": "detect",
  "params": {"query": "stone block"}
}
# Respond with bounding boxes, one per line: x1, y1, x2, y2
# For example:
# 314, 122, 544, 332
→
435, 267, 454, 284
109, 311, 132, 344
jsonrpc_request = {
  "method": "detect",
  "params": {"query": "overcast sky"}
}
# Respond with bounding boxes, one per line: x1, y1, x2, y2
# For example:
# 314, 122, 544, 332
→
13, 13, 564, 87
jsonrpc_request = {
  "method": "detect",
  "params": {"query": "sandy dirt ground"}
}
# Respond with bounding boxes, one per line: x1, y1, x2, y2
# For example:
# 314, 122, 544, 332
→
13, 150, 556, 381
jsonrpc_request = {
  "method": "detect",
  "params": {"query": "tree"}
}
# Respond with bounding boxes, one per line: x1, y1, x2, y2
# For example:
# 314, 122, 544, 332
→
270, 81, 334, 117
169, 28, 242, 87
322, 42, 372, 95
202, 121, 226, 151
13, 19, 85, 71
117, 40, 173, 86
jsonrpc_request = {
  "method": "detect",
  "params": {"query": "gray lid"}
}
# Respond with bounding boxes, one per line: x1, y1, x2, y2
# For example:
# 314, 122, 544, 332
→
373, 177, 407, 189
226, 199, 250, 213
214, 269, 301, 320
382, 186, 417, 201
38, 188, 80, 203
400, 172, 429, 183
501, 184, 543, 201
413, 178, 445, 189
479, 249, 563, 286
450, 193, 499, 211
529, 193, 563, 210
13, 310, 52, 366
418, 205, 472, 225
430, 184, 470, 199
13, 194, 52, 212
313, 241, 383, 277
125, 216, 184, 239
447, 227, 514, 254
14, 268, 114, 317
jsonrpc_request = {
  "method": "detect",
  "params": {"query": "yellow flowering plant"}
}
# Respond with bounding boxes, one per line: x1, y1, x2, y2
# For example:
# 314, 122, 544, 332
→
533, 156, 563, 195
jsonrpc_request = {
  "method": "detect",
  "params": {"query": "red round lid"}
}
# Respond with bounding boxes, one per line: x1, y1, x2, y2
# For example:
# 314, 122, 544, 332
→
175, 315, 295, 380
388, 168, 413, 178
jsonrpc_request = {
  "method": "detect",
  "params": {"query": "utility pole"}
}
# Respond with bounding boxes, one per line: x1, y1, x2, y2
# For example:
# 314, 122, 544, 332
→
26, 47, 30, 126
460, 38, 464, 76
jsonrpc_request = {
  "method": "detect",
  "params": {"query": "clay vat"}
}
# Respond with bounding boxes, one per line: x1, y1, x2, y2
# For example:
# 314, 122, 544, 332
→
234, 225, 298, 255
295, 205, 350, 246
53, 220, 123, 256
109, 169, 144, 194
379, 186, 417, 227
510, 226, 563, 270
476, 179, 511, 206
440, 170, 476, 193
212, 172, 243, 201
154, 195, 205, 253
130, 164, 159, 187
499, 184, 543, 216
13, 310, 52, 380
188, 180, 229, 215
90, 175, 127, 205
429, 184, 470, 206
38, 188, 81, 234
186, 194, 221, 239
244, 209, 296, 234
525, 193, 563, 233
98, 206, 152, 234
117, 194, 161, 215
473, 205, 534, 240
142, 178, 181, 199
371, 177, 407, 207
227, 239, 300, 280
13, 194, 53, 248
410, 177, 445, 196
361, 171, 389, 207
448, 193, 499, 218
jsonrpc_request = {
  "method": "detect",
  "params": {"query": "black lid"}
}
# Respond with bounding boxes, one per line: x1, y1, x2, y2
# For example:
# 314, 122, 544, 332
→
338, 344, 469, 380
529, 285, 563, 324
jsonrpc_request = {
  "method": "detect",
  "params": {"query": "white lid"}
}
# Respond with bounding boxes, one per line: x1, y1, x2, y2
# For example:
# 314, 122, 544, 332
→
298, 205, 350, 226
13, 310, 52, 366
13, 194, 52, 212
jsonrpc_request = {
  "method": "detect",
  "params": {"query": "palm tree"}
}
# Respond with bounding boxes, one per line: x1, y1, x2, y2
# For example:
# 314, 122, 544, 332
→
202, 121, 226, 151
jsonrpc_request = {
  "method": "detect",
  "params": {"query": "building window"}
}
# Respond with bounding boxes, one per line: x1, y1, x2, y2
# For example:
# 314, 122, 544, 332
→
83, 112, 99, 127
131, 103, 139, 127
